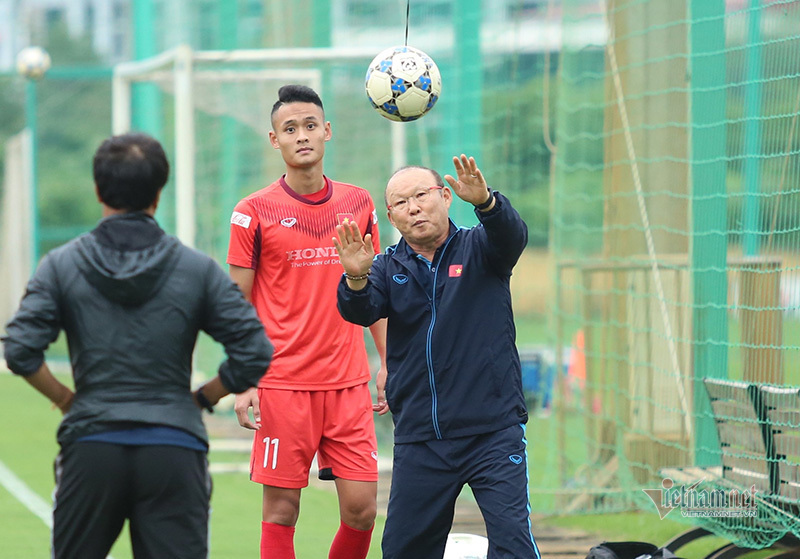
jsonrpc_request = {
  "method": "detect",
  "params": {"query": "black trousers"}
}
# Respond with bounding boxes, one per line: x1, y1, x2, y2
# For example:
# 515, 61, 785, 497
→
382, 424, 541, 559
52, 442, 211, 559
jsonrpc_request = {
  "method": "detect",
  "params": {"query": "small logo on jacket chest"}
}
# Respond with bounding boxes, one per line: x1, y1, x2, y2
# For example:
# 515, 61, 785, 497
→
449, 264, 463, 277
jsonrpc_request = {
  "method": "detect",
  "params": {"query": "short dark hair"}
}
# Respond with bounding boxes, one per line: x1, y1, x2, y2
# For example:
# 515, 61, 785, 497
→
93, 133, 169, 211
385, 165, 446, 207
271, 84, 324, 121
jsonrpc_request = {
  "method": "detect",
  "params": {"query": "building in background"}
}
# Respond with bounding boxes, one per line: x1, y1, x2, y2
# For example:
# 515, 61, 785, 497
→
0, 0, 563, 73
0, 0, 131, 69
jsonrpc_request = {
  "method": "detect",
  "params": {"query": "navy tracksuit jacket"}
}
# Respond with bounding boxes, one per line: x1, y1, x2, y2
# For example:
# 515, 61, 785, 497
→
337, 190, 529, 444
337, 191, 540, 558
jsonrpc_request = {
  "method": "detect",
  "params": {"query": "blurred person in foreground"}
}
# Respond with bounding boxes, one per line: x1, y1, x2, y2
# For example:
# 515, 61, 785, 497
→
226, 84, 386, 559
334, 155, 541, 559
2, 132, 273, 559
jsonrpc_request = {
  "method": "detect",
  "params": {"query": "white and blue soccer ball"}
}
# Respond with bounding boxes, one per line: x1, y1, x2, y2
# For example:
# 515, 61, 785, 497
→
443, 533, 488, 559
365, 45, 441, 122
16, 46, 51, 80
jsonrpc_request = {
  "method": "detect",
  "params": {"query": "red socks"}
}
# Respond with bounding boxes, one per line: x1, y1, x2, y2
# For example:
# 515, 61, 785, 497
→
328, 522, 374, 559
261, 519, 372, 559
261, 522, 296, 559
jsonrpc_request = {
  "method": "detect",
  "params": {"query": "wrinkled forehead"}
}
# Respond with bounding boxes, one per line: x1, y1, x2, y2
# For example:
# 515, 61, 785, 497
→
385, 168, 439, 201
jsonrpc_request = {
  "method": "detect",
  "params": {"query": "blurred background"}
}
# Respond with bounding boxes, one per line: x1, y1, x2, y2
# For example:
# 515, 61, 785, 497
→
2, 0, 800, 541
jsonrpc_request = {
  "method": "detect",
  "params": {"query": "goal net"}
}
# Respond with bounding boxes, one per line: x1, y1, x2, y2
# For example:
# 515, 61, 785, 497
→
112, 46, 408, 264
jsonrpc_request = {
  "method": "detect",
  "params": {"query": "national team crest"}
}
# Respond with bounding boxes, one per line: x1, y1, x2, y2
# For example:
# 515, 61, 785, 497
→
337, 213, 356, 226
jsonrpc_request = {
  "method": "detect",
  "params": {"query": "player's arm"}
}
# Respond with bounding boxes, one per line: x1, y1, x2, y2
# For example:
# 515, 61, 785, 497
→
24, 363, 73, 414
198, 261, 273, 414
3, 255, 69, 412
445, 154, 527, 274
368, 319, 390, 415
227, 264, 261, 429
229, 264, 255, 302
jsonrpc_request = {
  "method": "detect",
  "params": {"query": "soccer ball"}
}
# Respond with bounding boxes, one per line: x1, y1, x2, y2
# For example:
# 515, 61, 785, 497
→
365, 45, 441, 122
16, 46, 51, 80
443, 533, 488, 559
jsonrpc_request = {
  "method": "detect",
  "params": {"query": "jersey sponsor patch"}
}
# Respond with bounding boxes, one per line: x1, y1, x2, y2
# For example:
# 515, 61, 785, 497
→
280, 217, 297, 228
231, 211, 252, 228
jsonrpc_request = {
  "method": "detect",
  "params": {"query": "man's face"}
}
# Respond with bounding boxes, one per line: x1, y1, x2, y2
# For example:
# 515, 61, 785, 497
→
386, 168, 452, 249
269, 102, 331, 168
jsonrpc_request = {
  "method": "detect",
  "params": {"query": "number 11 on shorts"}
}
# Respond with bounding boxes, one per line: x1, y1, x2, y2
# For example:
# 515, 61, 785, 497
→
262, 437, 279, 469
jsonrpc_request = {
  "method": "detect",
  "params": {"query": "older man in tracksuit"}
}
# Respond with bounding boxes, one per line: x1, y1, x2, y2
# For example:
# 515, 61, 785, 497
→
334, 154, 540, 559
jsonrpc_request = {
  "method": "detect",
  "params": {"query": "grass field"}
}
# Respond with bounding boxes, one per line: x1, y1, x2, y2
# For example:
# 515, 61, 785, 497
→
0, 371, 385, 558
2, 369, 761, 558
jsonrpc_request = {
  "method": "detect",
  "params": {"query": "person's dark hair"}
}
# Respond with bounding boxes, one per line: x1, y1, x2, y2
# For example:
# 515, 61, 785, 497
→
271, 84, 324, 121
385, 165, 446, 207
93, 133, 169, 211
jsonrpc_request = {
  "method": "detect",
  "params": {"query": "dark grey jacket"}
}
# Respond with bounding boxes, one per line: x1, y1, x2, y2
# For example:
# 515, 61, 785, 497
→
2, 212, 272, 447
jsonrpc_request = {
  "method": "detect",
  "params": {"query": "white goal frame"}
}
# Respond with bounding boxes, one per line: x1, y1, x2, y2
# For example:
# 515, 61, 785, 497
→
112, 45, 407, 248
0, 130, 33, 332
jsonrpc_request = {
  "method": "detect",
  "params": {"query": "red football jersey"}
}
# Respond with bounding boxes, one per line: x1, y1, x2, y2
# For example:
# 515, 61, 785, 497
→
227, 176, 380, 390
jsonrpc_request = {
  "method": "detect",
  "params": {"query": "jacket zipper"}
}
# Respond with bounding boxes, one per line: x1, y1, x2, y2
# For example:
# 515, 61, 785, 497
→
425, 232, 458, 440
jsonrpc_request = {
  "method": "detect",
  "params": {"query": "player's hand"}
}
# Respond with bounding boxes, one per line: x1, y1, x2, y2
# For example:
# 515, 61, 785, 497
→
444, 154, 492, 207
374, 365, 390, 416
333, 221, 375, 277
234, 387, 261, 430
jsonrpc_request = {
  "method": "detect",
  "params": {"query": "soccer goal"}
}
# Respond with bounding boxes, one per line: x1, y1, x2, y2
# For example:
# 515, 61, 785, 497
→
112, 45, 408, 259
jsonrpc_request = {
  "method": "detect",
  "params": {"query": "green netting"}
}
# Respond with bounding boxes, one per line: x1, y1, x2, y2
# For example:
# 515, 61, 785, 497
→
549, 0, 800, 547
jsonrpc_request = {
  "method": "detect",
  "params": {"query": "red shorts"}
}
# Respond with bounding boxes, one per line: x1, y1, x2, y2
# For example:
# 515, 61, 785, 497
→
249, 383, 379, 488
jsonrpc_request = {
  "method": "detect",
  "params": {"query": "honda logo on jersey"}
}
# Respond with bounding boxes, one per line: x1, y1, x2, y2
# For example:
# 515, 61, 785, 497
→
337, 213, 355, 226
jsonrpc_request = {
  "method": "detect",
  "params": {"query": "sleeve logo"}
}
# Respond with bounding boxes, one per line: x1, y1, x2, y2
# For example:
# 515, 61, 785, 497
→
231, 211, 252, 228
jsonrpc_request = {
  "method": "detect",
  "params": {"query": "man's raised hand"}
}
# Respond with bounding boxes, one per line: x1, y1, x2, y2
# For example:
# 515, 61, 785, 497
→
333, 221, 375, 278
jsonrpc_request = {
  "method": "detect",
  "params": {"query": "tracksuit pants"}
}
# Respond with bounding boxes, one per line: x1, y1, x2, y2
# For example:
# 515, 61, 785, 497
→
52, 442, 211, 559
382, 423, 541, 559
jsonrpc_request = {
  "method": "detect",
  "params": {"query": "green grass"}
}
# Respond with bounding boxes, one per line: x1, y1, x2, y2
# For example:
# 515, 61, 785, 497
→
0, 372, 384, 558
4, 370, 790, 557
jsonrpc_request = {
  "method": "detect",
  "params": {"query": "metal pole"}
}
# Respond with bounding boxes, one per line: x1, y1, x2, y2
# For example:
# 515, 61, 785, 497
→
743, 0, 763, 257
450, 0, 482, 226
174, 45, 195, 248
313, 0, 334, 176
25, 79, 39, 270
690, 0, 729, 465
218, 0, 239, 262
111, 72, 131, 134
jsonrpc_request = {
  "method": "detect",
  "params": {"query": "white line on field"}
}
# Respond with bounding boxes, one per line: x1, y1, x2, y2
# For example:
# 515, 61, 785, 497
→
0, 458, 115, 559
0, 458, 52, 527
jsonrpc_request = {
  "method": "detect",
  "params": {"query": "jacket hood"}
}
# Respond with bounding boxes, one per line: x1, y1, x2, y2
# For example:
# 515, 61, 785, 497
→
75, 212, 180, 307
